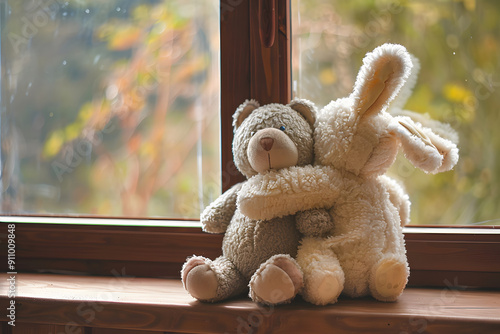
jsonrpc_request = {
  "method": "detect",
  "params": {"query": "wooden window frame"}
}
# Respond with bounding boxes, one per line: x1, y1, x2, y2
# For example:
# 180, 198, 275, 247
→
1, 0, 499, 289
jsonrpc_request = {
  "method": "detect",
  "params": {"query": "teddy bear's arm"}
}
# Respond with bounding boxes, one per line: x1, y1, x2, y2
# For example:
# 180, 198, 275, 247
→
296, 208, 335, 237
200, 182, 244, 234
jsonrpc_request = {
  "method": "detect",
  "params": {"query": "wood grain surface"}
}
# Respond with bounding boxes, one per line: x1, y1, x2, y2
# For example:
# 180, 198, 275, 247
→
1, 274, 499, 333
3, 223, 499, 289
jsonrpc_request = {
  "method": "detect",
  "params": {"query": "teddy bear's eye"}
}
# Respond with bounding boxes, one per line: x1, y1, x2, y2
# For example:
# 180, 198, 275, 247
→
250, 131, 256, 137
279, 126, 286, 131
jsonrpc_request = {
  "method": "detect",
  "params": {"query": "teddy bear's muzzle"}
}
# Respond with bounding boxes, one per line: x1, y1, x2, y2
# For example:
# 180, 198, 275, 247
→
247, 128, 299, 173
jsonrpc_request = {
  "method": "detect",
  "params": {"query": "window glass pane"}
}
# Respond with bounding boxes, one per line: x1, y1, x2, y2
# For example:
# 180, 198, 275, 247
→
1, 0, 220, 219
292, 0, 499, 226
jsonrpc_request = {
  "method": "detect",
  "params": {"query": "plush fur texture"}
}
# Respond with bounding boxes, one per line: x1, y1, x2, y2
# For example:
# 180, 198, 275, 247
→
201, 182, 243, 234
238, 43, 459, 305
181, 99, 331, 305
238, 165, 343, 221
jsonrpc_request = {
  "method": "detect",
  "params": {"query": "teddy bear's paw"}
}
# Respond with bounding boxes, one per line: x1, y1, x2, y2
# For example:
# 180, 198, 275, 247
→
250, 264, 297, 304
183, 258, 218, 301
302, 270, 343, 305
250, 255, 303, 305
372, 258, 408, 302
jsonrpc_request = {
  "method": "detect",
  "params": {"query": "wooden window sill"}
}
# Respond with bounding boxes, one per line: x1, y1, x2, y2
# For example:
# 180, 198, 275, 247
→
1, 274, 500, 333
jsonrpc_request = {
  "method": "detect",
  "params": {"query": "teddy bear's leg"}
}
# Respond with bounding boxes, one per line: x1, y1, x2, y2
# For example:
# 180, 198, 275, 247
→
297, 237, 345, 305
182, 255, 247, 302
369, 255, 409, 302
249, 254, 304, 305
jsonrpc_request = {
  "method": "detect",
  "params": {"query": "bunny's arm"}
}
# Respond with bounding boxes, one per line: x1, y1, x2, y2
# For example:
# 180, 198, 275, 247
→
296, 208, 335, 237
238, 165, 343, 221
201, 182, 244, 234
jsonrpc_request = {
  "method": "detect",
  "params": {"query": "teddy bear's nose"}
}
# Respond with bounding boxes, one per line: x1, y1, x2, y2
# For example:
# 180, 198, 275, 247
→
260, 137, 274, 151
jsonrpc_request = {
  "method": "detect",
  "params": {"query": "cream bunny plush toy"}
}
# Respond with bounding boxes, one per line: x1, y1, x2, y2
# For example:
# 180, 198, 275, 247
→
238, 44, 459, 305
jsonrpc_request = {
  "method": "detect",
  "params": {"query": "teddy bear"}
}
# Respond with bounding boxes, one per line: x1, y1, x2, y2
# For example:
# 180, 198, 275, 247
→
181, 98, 333, 305
237, 43, 459, 305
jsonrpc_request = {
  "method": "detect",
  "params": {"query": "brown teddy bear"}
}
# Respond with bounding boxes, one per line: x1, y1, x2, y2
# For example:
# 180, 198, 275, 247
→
181, 99, 332, 305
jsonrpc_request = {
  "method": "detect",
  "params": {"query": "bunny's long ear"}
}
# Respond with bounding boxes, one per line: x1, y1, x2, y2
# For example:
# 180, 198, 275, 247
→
351, 44, 413, 118
390, 116, 459, 174
394, 109, 459, 144
389, 55, 421, 113
384, 53, 459, 174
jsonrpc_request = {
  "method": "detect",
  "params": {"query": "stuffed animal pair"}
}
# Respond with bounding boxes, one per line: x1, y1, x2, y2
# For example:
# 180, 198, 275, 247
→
181, 43, 459, 306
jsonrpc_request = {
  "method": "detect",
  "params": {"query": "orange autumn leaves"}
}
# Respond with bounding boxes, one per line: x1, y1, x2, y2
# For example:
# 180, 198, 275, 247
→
43, 1, 219, 217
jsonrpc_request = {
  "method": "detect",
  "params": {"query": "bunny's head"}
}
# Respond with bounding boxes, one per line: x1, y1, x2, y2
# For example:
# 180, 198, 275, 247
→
315, 43, 459, 178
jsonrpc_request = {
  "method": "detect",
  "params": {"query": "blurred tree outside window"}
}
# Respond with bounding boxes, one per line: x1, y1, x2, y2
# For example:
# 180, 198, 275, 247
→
0, 0, 221, 219
292, 0, 500, 226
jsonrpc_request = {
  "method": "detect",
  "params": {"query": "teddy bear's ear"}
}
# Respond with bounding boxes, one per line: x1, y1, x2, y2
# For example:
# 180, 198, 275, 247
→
232, 99, 260, 131
287, 99, 316, 127
351, 43, 412, 118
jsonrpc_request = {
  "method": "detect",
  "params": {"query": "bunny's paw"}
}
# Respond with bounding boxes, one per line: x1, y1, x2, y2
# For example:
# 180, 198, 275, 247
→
302, 268, 343, 305
371, 258, 408, 302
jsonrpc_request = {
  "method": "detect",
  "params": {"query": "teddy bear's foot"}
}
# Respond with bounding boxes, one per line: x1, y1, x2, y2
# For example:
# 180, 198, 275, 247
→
182, 256, 219, 301
302, 269, 343, 305
371, 257, 408, 302
249, 254, 303, 305
182, 255, 248, 302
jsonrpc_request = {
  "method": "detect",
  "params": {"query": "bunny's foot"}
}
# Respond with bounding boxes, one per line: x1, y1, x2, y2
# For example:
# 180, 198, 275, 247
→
297, 236, 345, 305
370, 257, 409, 302
249, 254, 303, 305
302, 268, 344, 305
